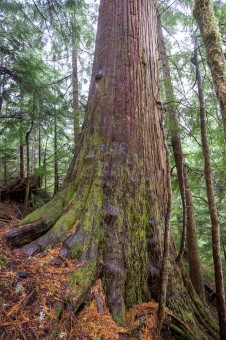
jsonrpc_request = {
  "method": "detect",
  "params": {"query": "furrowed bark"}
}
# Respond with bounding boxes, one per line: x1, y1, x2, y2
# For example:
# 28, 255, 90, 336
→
194, 0, 226, 140
193, 34, 226, 339
157, 14, 205, 302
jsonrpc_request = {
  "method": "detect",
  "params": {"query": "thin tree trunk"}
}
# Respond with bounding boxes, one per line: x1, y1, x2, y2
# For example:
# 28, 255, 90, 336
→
23, 121, 33, 213
194, 0, 226, 140
20, 144, 24, 178
0, 55, 6, 114
157, 118, 172, 335
157, 14, 205, 302
4, 149, 7, 186
19, 98, 24, 179
43, 139, 48, 197
54, 110, 59, 195
194, 34, 226, 339
0, 77, 2, 114
71, 11, 80, 145
38, 113, 41, 169
31, 143, 35, 174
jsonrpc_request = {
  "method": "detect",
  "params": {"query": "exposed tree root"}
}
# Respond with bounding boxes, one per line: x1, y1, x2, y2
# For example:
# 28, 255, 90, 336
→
5, 219, 49, 248
5, 226, 220, 339
92, 285, 106, 314
181, 266, 219, 339
59, 220, 80, 257
169, 313, 196, 339
19, 227, 62, 256
4, 182, 88, 252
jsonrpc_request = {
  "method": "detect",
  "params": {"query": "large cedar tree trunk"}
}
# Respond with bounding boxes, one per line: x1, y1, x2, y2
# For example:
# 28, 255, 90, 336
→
5, 1, 218, 337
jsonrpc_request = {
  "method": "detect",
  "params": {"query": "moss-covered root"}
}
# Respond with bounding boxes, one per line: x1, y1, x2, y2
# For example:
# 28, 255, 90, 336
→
5, 219, 49, 248
167, 314, 198, 340
19, 227, 61, 256
181, 266, 219, 339
18, 204, 83, 256
4, 178, 94, 255
168, 262, 219, 339
51, 302, 63, 340
69, 260, 98, 312
4, 186, 74, 248
103, 214, 126, 327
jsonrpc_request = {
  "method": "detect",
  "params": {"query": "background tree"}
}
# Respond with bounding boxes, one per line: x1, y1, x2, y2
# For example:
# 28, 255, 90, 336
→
0, 0, 96, 198
157, 12, 205, 303
158, 0, 225, 290
193, 34, 226, 338
194, 0, 226, 140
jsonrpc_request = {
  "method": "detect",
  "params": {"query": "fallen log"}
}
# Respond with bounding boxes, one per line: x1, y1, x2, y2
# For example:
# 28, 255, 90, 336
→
0, 176, 41, 203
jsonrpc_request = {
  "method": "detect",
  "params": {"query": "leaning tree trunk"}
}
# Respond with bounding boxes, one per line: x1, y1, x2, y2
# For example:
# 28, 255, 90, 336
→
194, 35, 226, 339
5, 1, 218, 337
157, 14, 205, 303
193, 0, 226, 140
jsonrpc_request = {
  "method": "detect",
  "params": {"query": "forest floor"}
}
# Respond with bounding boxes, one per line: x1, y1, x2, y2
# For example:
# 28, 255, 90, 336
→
0, 201, 218, 340
0, 200, 165, 340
